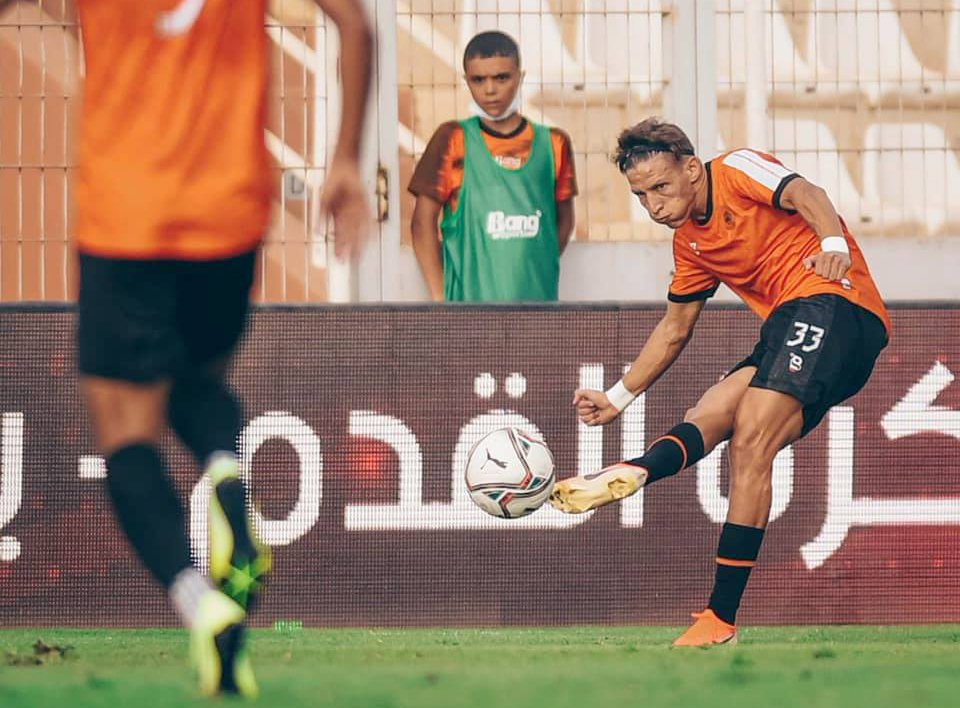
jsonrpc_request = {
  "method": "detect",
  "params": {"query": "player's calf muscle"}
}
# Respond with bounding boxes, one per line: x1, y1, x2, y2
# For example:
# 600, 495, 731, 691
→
726, 478, 774, 527
726, 423, 794, 475
725, 421, 795, 527
727, 438, 777, 497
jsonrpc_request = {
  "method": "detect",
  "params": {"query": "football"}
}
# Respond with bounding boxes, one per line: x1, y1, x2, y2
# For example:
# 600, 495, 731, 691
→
464, 427, 555, 519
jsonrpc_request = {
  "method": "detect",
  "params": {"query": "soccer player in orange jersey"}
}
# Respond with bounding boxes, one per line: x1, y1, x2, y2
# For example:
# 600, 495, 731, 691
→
0, 0, 370, 696
549, 118, 890, 646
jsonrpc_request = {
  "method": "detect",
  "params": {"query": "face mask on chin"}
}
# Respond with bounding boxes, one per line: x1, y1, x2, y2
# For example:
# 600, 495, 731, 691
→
468, 82, 523, 123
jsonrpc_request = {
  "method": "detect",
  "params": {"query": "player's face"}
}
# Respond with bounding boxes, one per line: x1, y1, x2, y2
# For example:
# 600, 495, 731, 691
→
625, 154, 701, 229
464, 56, 522, 118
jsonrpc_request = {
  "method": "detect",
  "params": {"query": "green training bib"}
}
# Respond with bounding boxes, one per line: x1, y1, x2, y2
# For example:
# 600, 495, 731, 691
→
439, 117, 559, 302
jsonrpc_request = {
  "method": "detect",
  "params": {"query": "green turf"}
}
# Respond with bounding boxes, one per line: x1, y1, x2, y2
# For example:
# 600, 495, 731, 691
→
1, 626, 959, 708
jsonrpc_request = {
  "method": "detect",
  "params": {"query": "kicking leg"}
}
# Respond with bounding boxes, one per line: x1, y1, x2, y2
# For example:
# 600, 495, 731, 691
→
674, 386, 803, 647
549, 367, 755, 513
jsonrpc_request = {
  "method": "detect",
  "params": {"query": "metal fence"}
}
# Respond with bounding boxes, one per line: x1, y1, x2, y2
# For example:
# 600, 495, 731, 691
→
1, 1, 958, 302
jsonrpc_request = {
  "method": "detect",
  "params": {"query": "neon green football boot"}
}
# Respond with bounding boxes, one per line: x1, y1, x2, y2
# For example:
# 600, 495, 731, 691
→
190, 590, 258, 698
207, 454, 272, 610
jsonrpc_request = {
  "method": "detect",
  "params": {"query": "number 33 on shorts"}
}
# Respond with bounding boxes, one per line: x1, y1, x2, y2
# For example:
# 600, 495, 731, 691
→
785, 321, 825, 352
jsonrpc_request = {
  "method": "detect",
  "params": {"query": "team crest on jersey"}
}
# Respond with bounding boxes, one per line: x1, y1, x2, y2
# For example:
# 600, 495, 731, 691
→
788, 353, 804, 373
689, 241, 701, 256
486, 210, 542, 240
723, 210, 735, 227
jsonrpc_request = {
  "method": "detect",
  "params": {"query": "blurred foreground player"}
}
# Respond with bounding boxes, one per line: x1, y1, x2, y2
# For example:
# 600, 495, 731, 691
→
549, 119, 889, 646
14, 0, 373, 697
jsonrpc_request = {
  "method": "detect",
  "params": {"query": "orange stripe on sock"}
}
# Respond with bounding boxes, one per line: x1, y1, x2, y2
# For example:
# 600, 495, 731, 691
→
716, 557, 756, 568
651, 434, 688, 470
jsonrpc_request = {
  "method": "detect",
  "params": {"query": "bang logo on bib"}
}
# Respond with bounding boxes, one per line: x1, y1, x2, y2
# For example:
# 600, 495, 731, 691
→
485, 210, 542, 240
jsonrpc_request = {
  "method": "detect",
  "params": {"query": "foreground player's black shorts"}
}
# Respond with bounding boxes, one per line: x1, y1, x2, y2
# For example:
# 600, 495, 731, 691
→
730, 293, 888, 437
76, 249, 256, 382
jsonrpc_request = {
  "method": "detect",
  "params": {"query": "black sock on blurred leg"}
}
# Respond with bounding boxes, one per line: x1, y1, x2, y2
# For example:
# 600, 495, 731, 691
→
105, 443, 191, 587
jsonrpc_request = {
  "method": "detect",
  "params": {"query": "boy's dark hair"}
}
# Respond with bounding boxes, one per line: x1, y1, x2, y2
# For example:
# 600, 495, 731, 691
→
612, 118, 696, 173
463, 31, 521, 69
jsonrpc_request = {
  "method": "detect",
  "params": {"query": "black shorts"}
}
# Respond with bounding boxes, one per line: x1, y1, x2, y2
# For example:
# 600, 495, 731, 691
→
731, 294, 888, 437
76, 250, 256, 382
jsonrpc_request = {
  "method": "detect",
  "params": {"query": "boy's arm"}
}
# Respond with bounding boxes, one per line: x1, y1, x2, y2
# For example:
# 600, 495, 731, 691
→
555, 199, 574, 256
411, 195, 445, 301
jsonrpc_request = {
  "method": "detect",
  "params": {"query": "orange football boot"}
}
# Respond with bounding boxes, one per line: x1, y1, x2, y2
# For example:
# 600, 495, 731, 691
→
672, 609, 737, 647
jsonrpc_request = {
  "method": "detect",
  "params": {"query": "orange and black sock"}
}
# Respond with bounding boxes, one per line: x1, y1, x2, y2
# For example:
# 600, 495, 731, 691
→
708, 522, 765, 625
624, 422, 705, 484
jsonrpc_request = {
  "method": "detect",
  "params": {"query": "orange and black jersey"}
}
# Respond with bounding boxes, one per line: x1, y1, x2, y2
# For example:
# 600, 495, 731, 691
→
74, 0, 272, 260
669, 149, 890, 336
408, 118, 578, 211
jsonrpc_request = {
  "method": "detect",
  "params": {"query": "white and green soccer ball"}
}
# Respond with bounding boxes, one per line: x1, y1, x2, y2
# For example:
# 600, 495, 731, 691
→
464, 427, 555, 519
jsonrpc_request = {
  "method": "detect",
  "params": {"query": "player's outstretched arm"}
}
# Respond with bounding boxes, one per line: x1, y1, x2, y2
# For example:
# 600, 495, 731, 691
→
778, 177, 852, 282
313, 0, 374, 260
574, 298, 706, 426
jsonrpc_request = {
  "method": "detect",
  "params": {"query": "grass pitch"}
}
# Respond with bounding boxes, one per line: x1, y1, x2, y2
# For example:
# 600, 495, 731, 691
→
1, 625, 958, 708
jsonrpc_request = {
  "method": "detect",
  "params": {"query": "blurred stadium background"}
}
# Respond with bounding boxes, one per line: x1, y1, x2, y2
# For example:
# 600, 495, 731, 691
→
2, 0, 959, 303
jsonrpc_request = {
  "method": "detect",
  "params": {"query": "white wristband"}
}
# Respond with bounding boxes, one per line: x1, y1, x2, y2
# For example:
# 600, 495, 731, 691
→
605, 379, 637, 412
820, 235, 849, 255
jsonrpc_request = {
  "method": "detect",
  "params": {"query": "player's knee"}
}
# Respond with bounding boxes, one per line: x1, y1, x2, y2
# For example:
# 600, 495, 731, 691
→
86, 402, 164, 455
727, 418, 779, 468
728, 424, 759, 457
683, 400, 719, 426
727, 432, 774, 498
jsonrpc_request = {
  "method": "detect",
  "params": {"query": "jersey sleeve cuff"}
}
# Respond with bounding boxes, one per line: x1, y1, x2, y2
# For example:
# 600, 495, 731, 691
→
668, 285, 719, 303
406, 183, 445, 204
772, 173, 802, 212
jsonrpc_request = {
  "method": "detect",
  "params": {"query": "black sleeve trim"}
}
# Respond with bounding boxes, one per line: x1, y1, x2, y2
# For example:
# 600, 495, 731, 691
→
668, 285, 719, 303
772, 173, 802, 213
693, 161, 714, 226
